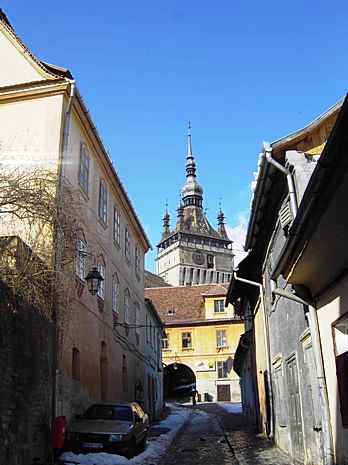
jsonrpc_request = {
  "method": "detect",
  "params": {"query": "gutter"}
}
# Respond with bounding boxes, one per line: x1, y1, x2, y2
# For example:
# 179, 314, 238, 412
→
273, 287, 334, 465
263, 141, 298, 218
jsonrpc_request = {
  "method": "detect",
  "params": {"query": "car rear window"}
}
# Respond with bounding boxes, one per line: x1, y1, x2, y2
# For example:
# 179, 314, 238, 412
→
82, 405, 133, 422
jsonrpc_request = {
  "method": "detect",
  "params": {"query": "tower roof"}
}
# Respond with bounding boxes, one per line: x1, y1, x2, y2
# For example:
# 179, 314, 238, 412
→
157, 125, 232, 246
181, 123, 203, 199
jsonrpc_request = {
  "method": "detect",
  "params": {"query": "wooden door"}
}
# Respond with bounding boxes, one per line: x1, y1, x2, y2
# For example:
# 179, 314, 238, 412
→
286, 355, 304, 461
217, 384, 231, 401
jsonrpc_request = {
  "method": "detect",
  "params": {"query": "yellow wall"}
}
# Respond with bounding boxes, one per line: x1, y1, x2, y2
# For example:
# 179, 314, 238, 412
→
0, 81, 149, 418
317, 276, 348, 465
163, 297, 244, 401
204, 296, 235, 319
0, 27, 47, 86
253, 299, 267, 433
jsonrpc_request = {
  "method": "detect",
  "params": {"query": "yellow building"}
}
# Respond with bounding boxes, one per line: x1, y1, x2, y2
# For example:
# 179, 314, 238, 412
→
145, 284, 244, 402
0, 9, 151, 426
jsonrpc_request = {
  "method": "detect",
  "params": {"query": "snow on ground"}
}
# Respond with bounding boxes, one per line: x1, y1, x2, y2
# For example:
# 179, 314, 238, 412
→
59, 404, 190, 465
218, 402, 243, 414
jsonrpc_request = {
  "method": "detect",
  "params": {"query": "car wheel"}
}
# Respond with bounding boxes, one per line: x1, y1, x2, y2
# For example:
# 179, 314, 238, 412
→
126, 438, 137, 458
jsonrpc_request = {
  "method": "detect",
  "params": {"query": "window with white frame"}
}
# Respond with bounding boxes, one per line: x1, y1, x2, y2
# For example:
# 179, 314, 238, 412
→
75, 238, 86, 280
216, 329, 227, 348
112, 275, 119, 314
125, 226, 131, 263
99, 180, 108, 224
113, 204, 120, 245
217, 360, 228, 378
214, 299, 225, 313
124, 288, 130, 326
135, 245, 141, 279
97, 263, 105, 300
162, 334, 169, 349
79, 145, 89, 195
182, 332, 192, 349
135, 301, 140, 336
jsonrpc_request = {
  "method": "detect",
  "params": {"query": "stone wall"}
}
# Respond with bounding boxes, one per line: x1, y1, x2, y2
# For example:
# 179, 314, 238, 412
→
0, 281, 53, 465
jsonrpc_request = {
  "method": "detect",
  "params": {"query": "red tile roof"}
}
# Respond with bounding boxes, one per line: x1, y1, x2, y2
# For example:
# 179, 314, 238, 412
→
144, 284, 228, 323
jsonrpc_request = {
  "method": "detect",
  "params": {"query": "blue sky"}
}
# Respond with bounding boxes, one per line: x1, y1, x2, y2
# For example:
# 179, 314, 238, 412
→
3, 1, 348, 270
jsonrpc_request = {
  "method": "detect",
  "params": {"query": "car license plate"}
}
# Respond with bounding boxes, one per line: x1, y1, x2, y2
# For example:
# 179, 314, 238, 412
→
82, 442, 103, 448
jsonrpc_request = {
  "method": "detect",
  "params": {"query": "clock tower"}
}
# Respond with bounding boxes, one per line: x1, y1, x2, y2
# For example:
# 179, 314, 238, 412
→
156, 125, 234, 286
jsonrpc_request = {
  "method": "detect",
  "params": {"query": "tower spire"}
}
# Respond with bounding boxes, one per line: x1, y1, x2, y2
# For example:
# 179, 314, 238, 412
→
217, 200, 228, 239
162, 199, 170, 237
186, 122, 196, 178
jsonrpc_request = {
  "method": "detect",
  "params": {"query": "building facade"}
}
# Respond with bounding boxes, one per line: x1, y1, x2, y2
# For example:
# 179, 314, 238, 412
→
0, 10, 152, 463
145, 284, 243, 402
144, 298, 164, 420
156, 126, 234, 286
227, 98, 345, 465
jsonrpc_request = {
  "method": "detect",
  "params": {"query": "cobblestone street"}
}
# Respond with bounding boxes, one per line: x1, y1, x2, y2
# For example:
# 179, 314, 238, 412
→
159, 403, 300, 465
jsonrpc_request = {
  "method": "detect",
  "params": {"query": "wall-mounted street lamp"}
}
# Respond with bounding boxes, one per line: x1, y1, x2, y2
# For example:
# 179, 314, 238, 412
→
85, 267, 104, 295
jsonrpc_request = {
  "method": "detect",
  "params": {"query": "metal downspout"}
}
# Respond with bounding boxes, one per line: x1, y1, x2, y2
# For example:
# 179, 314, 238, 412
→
52, 79, 76, 420
273, 288, 334, 465
263, 141, 298, 218
234, 272, 274, 439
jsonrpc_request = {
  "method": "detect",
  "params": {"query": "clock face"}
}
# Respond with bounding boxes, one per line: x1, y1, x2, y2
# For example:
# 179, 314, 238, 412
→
192, 251, 205, 265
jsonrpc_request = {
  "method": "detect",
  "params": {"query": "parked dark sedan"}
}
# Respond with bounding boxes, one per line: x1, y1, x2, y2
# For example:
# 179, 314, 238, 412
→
64, 402, 149, 457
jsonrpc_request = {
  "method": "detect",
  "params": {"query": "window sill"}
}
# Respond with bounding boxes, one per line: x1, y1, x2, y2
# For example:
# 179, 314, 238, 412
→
98, 218, 108, 230
182, 347, 194, 351
78, 185, 89, 202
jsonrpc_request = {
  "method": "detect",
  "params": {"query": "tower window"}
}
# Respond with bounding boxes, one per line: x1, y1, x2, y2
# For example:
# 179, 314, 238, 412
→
203, 270, 207, 284
207, 255, 214, 268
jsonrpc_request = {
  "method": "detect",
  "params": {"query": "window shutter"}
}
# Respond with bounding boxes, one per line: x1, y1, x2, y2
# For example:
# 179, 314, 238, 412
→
279, 200, 292, 230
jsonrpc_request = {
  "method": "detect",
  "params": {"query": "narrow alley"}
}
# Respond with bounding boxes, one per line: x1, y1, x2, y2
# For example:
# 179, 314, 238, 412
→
160, 403, 299, 465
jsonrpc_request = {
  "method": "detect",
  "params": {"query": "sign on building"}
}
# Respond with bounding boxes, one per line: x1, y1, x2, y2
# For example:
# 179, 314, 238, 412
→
195, 361, 215, 372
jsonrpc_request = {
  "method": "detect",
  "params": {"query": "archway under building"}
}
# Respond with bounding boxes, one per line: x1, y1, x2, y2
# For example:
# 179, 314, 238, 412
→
163, 363, 196, 401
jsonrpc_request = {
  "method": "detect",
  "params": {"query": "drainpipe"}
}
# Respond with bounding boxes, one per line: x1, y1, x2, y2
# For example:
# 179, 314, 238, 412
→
273, 288, 334, 465
52, 79, 76, 420
234, 271, 274, 439
263, 141, 298, 218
